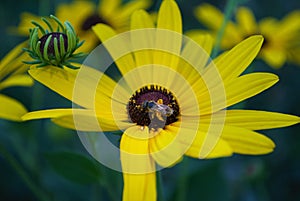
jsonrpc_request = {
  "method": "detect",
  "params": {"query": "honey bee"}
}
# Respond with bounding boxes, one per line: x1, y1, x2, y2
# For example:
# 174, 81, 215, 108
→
142, 99, 173, 121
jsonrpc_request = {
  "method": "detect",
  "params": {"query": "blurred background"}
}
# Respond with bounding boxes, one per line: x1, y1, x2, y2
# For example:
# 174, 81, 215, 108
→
0, 0, 300, 201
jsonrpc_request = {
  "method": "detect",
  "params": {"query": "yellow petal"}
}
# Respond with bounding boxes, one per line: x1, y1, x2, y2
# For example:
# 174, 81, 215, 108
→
197, 72, 278, 115
120, 126, 156, 173
117, 0, 152, 20
149, 124, 198, 167
200, 110, 300, 130
180, 32, 213, 74
98, 0, 121, 18
0, 74, 33, 90
122, 172, 156, 201
130, 10, 155, 67
22, 108, 76, 120
28, 66, 121, 109
194, 3, 224, 30
183, 127, 233, 159
22, 108, 132, 132
236, 7, 258, 34
157, 0, 182, 33
276, 11, 300, 39
258, 18, 278, 34
155, 0, 182, 68
12, 13, 44, 35
224, 73, 278, 109
92, 24, 136, 76
28, 67, 78, 103
213, 35, 264, 82
1, 41, 26, 68
0, 94, 27, 121
166, 118, 231, 159
0, 41, 29, 80
260, 49, 286, 69
221, 126, 275, 155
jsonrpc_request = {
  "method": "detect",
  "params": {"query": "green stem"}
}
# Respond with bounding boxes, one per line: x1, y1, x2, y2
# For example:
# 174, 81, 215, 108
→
0, 144, 51, 201
157, 170, 165, 201
211, 0, 240, 58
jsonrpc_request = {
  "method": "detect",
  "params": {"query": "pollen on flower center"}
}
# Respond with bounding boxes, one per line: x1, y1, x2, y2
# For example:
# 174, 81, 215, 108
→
127, 85, 180, 130
81, 14, 109, 31
39, 32, 68, 57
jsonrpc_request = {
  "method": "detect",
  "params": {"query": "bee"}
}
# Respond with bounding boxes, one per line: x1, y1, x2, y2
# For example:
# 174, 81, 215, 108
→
142, 99, 174, 121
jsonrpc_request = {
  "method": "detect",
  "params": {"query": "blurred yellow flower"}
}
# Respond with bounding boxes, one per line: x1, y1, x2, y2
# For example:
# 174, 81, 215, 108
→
15, 0, 152, 52
193, 3, 300, 68
21, 0, 300, 200
0, 42, 33, 121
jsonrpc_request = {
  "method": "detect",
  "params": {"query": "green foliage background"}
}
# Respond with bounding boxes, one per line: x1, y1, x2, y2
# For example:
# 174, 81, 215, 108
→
0, 0, 300, 201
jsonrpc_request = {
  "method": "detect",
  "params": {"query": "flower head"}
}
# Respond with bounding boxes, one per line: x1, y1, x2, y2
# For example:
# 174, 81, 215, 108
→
24, 15, 84, 69
22, 0, 300, 200
0, 42, 33, 121
14, 0, 152, 52
193, 4, 300, 68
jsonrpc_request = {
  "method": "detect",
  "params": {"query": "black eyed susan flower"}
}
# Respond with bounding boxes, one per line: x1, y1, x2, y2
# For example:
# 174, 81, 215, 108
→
22, 0, 300, 200
15, 0, 152, 52
192, 3, 300, 68
24, 15, 84, 69
0, 42, 33, 121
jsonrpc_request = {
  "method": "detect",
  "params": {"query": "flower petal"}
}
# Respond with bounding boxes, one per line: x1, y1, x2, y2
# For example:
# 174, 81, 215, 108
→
0, 41, 29, 80
149, 124, 199, 167
185, 132, 233, 159
0, 94, 27, 121
130, 10, 155, 67
180, 33, 213, 74
121, 126, 157, 201
122, 172, 156, 201
117, 0, 152, 20
28, 66, 123, 109
260, 49, 286, 69
92, 24, 136, 76
212, 35, 264, 82
224, 73, 278, 108
220, 126, 275, 155
120, 126, 156, 173
0, 74, 33, 90
199, 73, 279, 114
194, 3, 224, 30
22, 108, 132, 132
236, 7, 258, 34
98, 0, 121, 18
155, 0, 182, 68
157, 0, 182, 33
200, 110, 300, 130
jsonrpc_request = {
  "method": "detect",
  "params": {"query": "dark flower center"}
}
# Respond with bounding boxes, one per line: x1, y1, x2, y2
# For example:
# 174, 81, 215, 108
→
81, 13, 109, 31
127, 85, 180, 130
38, 32, 68, 57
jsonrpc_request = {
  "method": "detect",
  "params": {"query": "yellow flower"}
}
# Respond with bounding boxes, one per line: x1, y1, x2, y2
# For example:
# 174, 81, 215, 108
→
14, 0, 152, 52
0, 42, 33, 121
22, 0, 300, 200
193, 3, 300, 68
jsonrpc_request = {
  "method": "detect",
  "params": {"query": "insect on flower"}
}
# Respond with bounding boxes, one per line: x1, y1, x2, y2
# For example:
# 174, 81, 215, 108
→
23, 15, 85, 69
143, 99, 174, 121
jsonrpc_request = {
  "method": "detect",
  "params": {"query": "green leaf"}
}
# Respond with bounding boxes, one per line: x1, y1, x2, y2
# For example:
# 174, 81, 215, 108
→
45, 151, 101, 184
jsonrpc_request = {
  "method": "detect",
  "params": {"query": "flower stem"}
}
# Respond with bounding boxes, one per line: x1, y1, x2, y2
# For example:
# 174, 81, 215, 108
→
0, 144, 51, 201
211, 0, 240, 58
